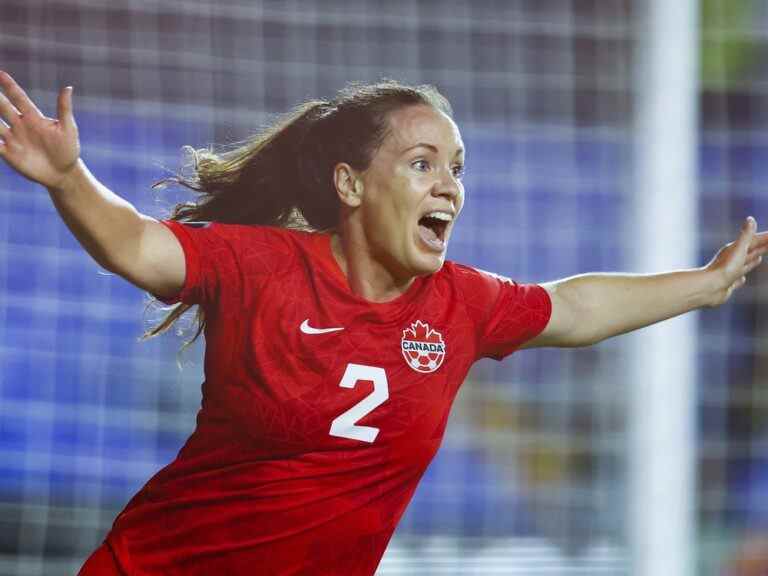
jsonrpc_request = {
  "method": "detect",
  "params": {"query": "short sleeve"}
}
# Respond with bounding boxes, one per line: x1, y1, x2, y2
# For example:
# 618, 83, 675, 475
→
454, 265, 552, 361
154, 220, 241, 307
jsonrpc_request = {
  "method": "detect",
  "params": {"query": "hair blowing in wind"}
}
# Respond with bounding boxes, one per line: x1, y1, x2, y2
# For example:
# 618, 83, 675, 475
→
143, 80, 452, 347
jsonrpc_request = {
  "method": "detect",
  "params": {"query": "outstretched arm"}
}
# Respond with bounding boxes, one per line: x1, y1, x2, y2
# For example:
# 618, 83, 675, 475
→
524, 217, 768, 348
0, 71, 185, 300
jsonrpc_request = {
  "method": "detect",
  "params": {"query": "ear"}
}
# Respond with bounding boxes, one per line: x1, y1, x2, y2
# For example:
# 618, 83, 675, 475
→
333, 163, 363, 208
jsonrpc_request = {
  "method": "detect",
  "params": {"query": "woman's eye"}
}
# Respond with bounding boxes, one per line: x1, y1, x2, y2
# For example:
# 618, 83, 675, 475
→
412, 159, 430, 172
452, 164, 465, 178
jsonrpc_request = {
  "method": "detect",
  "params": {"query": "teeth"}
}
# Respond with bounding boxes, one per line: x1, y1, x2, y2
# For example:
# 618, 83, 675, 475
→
425, 211, 453, 222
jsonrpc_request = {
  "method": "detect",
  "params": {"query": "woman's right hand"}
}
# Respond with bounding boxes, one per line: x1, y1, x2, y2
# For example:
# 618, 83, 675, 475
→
0, 71, 81, 190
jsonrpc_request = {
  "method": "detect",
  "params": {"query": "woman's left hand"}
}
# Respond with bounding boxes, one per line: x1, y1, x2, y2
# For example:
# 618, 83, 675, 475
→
705, 216, 768, 307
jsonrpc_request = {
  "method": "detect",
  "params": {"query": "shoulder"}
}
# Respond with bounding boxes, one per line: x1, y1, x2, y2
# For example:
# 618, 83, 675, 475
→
162, 220, 315, 274
171, 220, 297, 241
437, 261, 548, 317
164, 220, 308, 253
437, 261, 515, 292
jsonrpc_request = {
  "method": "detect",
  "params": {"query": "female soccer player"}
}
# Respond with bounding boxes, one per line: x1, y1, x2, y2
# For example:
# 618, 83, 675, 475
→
0, 70, 766, 575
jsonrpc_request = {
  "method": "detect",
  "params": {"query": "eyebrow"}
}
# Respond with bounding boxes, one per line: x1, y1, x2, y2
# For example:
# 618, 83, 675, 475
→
402, 143, 464, 157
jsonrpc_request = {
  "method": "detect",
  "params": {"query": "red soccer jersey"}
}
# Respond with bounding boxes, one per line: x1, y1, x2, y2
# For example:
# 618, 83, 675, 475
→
105, 221, 551, 575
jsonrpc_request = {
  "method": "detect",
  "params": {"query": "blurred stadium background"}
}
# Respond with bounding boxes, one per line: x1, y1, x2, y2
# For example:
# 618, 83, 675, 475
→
0, 0, 766, 574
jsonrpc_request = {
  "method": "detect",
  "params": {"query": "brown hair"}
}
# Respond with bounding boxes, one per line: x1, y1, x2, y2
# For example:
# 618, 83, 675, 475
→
142, 80, 452, 352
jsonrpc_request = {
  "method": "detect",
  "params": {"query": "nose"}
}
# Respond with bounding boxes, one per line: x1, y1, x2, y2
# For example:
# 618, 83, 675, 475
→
432, 168, 461, 201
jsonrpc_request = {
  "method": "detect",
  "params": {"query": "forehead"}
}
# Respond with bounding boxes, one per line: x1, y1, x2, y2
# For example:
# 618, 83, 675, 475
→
382, 105, 463, 154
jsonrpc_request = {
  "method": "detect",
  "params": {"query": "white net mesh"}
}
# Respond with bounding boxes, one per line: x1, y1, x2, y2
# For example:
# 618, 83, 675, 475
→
16, 1, 759, 575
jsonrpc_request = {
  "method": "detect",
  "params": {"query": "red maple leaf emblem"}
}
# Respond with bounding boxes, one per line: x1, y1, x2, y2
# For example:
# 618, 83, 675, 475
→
403, 320, 442, 343
401, 321, 446, 373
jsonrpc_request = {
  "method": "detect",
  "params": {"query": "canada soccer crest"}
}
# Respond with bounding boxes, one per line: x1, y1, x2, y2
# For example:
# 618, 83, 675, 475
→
401, 320, 446, 373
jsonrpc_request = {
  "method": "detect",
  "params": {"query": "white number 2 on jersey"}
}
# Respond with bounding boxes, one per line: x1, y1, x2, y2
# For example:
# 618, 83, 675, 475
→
329, 363, 389, 443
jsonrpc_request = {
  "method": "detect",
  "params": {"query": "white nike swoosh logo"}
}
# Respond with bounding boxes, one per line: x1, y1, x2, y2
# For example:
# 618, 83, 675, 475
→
300, 319, 345, 335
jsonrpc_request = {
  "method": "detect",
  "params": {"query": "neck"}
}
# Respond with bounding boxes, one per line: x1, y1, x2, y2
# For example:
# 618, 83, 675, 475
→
330, 233, 415, 303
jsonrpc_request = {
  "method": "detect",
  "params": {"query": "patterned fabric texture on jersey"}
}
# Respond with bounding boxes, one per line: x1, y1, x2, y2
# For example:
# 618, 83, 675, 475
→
104, 221, 551, 575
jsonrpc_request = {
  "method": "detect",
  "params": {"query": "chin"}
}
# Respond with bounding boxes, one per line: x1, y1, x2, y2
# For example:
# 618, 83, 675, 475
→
412, 253, 445, 276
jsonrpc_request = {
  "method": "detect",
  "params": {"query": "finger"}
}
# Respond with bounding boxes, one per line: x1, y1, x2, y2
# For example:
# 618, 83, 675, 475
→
735, 216, 757, 255
745, 255, 763, 274
0, 70, 42, 117
748, 231, 768, 254
0, 91, 21, 126
749, 234, 768, 253
747, 250, 763, 264
57, 86, 75, 130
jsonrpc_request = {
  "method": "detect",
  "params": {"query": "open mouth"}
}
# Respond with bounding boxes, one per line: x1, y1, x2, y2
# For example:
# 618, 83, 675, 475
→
418, 215, 449, 250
